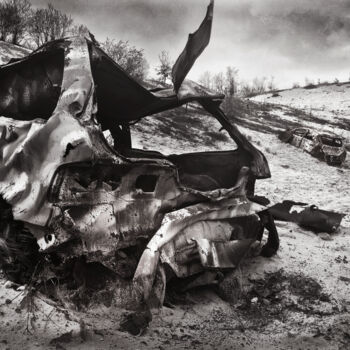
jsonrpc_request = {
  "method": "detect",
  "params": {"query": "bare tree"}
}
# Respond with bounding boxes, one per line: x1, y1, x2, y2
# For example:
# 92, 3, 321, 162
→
102, 38, 149, 81
240, 77, 268, 97
156, 50, 172, 84
213, 72, 225, 93
10, 0, 31, 45
70, 24, 90, 37
28, 3, 73, 48
0, 2, 14, 41
267, 76, 276, 91
240, 82, 254, 98
225, 66, 239, 96
252, 76, 267, 94
199, 71, 212, 89
0, 0, 31, 45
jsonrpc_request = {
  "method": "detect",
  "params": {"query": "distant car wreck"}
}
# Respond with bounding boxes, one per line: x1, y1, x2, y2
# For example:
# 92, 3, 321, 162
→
279, 127, 346, 166
0, 1, 278, 309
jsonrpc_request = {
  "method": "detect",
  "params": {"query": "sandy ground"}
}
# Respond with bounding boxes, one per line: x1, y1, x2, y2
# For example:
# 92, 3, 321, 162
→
1, 90, 350, 349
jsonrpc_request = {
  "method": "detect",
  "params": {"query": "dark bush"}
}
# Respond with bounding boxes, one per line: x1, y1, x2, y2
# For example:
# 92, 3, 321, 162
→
304, 84, 317, 89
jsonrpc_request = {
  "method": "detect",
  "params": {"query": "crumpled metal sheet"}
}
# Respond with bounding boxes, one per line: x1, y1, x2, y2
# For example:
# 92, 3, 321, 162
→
269, 200, 345, 233
160, 220, 234, 278
44, 161, 185, 253
0, 37, 120, 228
132, 165, 267, 301
195, 238, 255, 269
159, 200, 264, 278
172, 0, 214, 92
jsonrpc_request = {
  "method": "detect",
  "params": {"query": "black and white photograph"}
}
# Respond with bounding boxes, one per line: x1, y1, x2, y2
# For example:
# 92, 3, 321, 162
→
0, 0, 349, 349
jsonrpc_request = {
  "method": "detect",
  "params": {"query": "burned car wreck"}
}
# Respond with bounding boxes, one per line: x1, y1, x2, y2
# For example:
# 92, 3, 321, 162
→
0, 1, 279, 309
279, 127, 346, 166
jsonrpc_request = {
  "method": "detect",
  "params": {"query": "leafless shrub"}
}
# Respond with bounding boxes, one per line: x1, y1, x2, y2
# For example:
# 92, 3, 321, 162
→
199, 71, 213, 89
213, 72, 225, 94
101, 38, 149, 81
199, 66, 239, 96
204, 130, 229, 143
156, 50, 172, 84
240, 77, 268, 97
304, 84, 317, 90
0, 0, 31, 45
225, 66, 239, 96
28, 3, 73, 48
70, 24, 90, 37
267, 76, 276, 91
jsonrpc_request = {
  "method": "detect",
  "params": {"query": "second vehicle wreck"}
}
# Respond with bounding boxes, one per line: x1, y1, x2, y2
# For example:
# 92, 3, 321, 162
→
279, 127, 347, 166
0, 1, 278, 308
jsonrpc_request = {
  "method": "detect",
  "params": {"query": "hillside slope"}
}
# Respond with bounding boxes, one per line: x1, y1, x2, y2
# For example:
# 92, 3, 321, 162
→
249, 83, 350, 142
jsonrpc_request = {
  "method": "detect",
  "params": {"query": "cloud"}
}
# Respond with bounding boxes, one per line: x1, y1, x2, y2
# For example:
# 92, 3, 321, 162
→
216, 0, 350, 61
30, 0, 350, 88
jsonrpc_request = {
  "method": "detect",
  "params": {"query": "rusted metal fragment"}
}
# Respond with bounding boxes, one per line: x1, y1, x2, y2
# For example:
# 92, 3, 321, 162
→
269, 200, 345, 233
172, 0, 214, 92
195, 238, 255, 269
160, 220, 234, 278
180, 271, 223, 291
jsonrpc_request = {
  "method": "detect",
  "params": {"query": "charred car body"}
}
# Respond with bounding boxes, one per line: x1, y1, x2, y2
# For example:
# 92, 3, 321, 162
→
279, 127, 346, 166
0, 1, 278, 307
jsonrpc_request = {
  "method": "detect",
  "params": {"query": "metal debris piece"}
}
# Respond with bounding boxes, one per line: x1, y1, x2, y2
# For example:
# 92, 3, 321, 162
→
195, 238, 255, 269
269, 200, 345, 233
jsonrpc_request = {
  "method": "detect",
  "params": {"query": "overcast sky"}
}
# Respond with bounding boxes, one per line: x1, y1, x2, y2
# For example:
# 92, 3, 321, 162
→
31, 0, 350, 89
